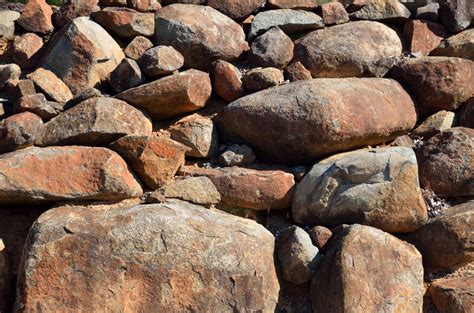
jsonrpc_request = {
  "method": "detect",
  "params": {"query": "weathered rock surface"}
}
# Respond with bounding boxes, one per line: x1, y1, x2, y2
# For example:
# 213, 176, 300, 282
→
160, 177, 221, 205
92, 7, 154, 38
0, 10, 20, 39
242, 67, 283, 92
216, 78, 417, 165
431, 28, 474, 61
217, 144, 256, 167
211, 60, 244, 102
284, 61, 312, 82
249, 26, 293, 69
350, 0, 411, 24
439, 0, 472, 32
0, 112, 43, 153
415, 2, 439, 21
0, 146, 142, 203
429, 276, 474, 313
207, 0, 265, 20
109, 58, 144, 93
459, 98, 473, 128
411, 110, 456, 139
294, 21, 402, 78
0, 64, 21, 90
308, 226, 332, 250
27, 68, 73, 104
0, 239, 8, 312
123, 35, 153, 60
311, 224, 424, 313
15, 93, 62, 120
267, 0, 317, 10
138, 45, 184, 77
16, 200, 280, 312
17, 0, 54, 34
404, 20, 446, 56
116, 69, 211, 121
320, 1, 349, 25
12, 33, 43, 69
53, 0, 101, 28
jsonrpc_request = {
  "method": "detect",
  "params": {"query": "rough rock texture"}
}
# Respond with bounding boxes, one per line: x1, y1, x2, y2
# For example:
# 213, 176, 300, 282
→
321, 1, 349, 25
0, 112, 43, 153
350, 0, 411, 24
0, 64, 21, 90
179, 165, 295, 210
216, 78, 417, 165
439, 0, 472, 32
429, 276, 474, 313
416, 127, 473, 197
16, 200, 280, 312
154, 4, 248, 70
12, 33, 43, 69
41, 17, 125, 94
27, 68, 73, 104
12, 80, 36, 100
308, 226, 332, 250
0, 10, 20, 39
459, 99, 474, 128
267, 0, 317, 10
211, 60, 244, 102
294, 21, 402, 78
109, 58, 145, 93
14, 93, 63, 120
17, 0, 54, 34
138, 46, 184, 77
284, 62, 312, 82
0, 239, 8, 312
128, 0, 161, 12
116, 69, 211, 121
92, 7, 154, 38
431, 28, 474, 61
403, 20, 446, 56
39, 97, 152, 147
207, 0, 265, 20
123, 35, 153, 60
411, 110, 456, 139
249, 27, 294, 69
53, 0, 101, 28
242, 67, 283, 92
311, 224, 424, 313
161, 177, 221, 205
217, 144, 256, 167
0, 146, 142, 203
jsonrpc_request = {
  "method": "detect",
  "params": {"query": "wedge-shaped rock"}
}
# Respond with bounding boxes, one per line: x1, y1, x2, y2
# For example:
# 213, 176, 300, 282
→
116, 69, 211, 121
216, 78, 417, 165
0, 146, 142, 203
431, 29, 474, 60
311, 224, 424, 313
39, 97, 152, 147
15, 200, 280, 312
293, 147, 428, 233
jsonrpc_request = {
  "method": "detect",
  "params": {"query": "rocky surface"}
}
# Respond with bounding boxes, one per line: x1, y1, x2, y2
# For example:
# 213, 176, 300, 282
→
92, 7, 154, 38
0, 112, 43, 153
249, 26, 294, 69
429, 276, 474, 313
431, 28, 474, 60
159, 176, 221, 205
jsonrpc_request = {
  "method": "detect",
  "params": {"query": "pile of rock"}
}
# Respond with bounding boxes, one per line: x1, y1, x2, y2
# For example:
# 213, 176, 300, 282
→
0, 0, 472, 312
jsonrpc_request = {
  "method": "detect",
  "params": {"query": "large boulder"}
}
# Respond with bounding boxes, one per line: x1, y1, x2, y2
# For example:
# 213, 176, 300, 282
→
41, 17, 125, 94
154, 4, 248, 70
293, 147, 428, 233
27, 68, 73, 104
0, 146, 142, 203
294, 21, 402, 78
15, 200, 280, 312
216, 78, 417, 165
311, 224, 424, 313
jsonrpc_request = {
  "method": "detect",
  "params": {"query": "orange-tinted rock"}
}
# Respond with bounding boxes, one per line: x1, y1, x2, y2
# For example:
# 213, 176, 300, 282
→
267, 0, 317, 9
0, 146, 142, 203
12, 79, 36, 101
128, 0, 161, 12
138, 45, 184, 77
308, 226, 332, 250
207, 0, 265, 20
109, 58, 145, 93
17, 0, 53, 34
242, 67, 283, 92
321, 2, 349, 25
0, 112, 43, 153
92, 7, 154, 38
431, 28, 474, 61
53, 0, 100, 28
284, 61, 312, 82
12, 33, 43, 69
27, 68, 73, 104
211, 60, 244, 102
14, 93, 63, 120
123, 35, 153, 61
404, 20, 446, 56
429, 276, 474, 313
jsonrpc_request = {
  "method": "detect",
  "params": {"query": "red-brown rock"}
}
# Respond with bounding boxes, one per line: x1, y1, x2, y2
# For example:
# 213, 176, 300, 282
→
404, 20, 446, 56
459, 98, 474, 128
109, 58, 145, 93
92, 7, 154, 38
429, 276, 474, 313
14, 93, 63, 120
53, 0, 101, 28
284, 61, 312, 82
308, 226, 332, 250
207, 0, 265, 20
321, 1, 349, 25
0, 112, 43, 153
12, 33, 43, 69
128, 0, 161, 12
0, 240, 8, 312
242, 67, 283, 92
17, 0, 54, 34
267, 0, 318, 9
431, 28, 474, 61
138, 45, 184, 77
123, 36, 153, 61
211, 60, 244, 102
27, 68, 73, 104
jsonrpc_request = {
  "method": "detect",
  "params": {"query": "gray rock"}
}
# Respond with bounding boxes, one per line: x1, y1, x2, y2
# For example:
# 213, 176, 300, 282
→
242, 67, 283, 92
249, 27, 294, 69
0, 64, 21, 90
439, 0, 472, 32
160, 176, 221, 205
15, 93, 63, 120
0, 10, 20, 39
217, 144, 256, 167
138, 45, 184, 77
416, 2, 440, 22
350, 0, 411, 24
92, 7, 155, 38
109, 58, 145, 93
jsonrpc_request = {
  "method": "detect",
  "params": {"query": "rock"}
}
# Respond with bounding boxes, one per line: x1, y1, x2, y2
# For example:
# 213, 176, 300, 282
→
320, 1, 349, 25
110, 135, 188, 189
411, 110, 456, 139
216, 78, 417, 165
99, 0, 127, 7
17, 0, 54, 34
0, 64, 21, 90
308, 226, 332, 250
249, 9, 324, 39
39, 97, 152, 147
179, 165, 295, 210
160, 176, 221, 205
109, 58, 145, 93
404, 20, 446, 56
0, 112, 43, 153
123, 35, 153, 60
429, 276, 474, 313
15, 200, 279, 312
207, 0, 265, 20
416, 127, 473, 197
154, 4, 248, 70
249, 27, 294, 69
12, 33, 43, 69
217, 144, 256, 167
0, 10, 20, 39
12, 79, 36, 100
27, 68, 73, 104
169, 114, 219, 158
459, 98, 473, 128
161, 0, 205, 5
391, 57, 474, 116
277, 226, 321, 285
128, 0, 161, 12
267, 0, 318, 10
293, 147, 428, 233
392, 135, 415, 148
311, 224, 424, 313
92, 7, 154, 38
66, 87, 102, 108
439, 0, 472, 33
210, 60, 244, 102
431, 28, 474, 61
138, 46, 184, 77
405, 201, 473, 271
284, 61, 312, 82
294, 21, 402, 78
14, 93, 63, 120
416, 2, 440, 22
350, 0, 411, 24
116, 69, 211, 121
0, 239, 8, 312
242, 67, 283, 92
0, 146, 142, 203
41, 17, 125, 94
53, 0, 101, 28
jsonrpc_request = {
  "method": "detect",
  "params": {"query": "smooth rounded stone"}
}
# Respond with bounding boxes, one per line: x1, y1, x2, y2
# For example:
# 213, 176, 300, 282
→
284, 61, 312, 82
169, 114, 219, 158
15, 93, 63, 120
459, 98, 473, 128
404, 20, 446, 56
216, 78, 417, 165
416, 2, 440, 22
138, 46, 184, 77
217, 144, 256, 167
123, 35, 153, 60
27, 68, 73, 104
294, 21, 402, 78
411, 110, 456, 139
267, 0, 318, 10
207, 0, 265, 20
0, 239, 8, 312
109, 58, 145, 93
41, 17, 125, 94
429, 276, 474, 313
431, 28, 474, 61
249, 9, 324, 39
116, 69, 211, 121
293, 147, 428, 233
249, 27, 294, 69
12, 33, 44, 69
17, 0, 54, 34
179, 165, 295, 210
154, 4, 248, 70
242, 67, 283, 92
391, 57, 474, 117
311, 224, 424, 313
439, 0, 472, 32
92, 7, 154, 38
0, 146, 142, 203
277, 225, 322, 285
0, 64, 21, 90
416, 127, 473, 197
320, 1, 349, 25
210, 60, 244, 102
15, 200, 279, 312
39, 97, 152, 147
308, 226, 332, 250
350, 0, 411, 24
53, 0, 101, 28
160, 176, 221, 205
0, 10, 20, 39
0, 112, 43, 153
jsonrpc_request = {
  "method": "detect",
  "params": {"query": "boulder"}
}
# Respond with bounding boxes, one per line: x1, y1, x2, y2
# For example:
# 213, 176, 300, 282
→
0, 146, 142, 203
431, 28, 474, 61
92, 7, 154, 38
429, 276, 474, 313
210, 60, 244, 102
411, 110, 456, 139
12, 79, 36, 100
249, 27, 294, 69
439, 0, 472, 32
350, 0, 411, 24
53, 0, 101, 28
0, 10, 20, 39
17, 0, 53, 34
109, 58, 145, 93
154, 4, 248, 69
123, 35, 153, 60
0, 112, 43, 153
217, 144, 256, 167
308, 226, 332, 250
15, 200, 280, 312
294, 21, 402, 78
242, 67, 283, 92
128, 0, 161, 12
404, 20, 446, 56
320, 1, 349, 25
207, 0, 265, 20
160, 176, 221, 205
12, 33, 44, 69
138, 45, 184, 77
267, 0, 317, 10
459, 98, 473, 128
14, 93, 63, 120
284, 61, 312, 82
216, 78, 417, 165
0, 64, 21, 90
27, 68, 73, 104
